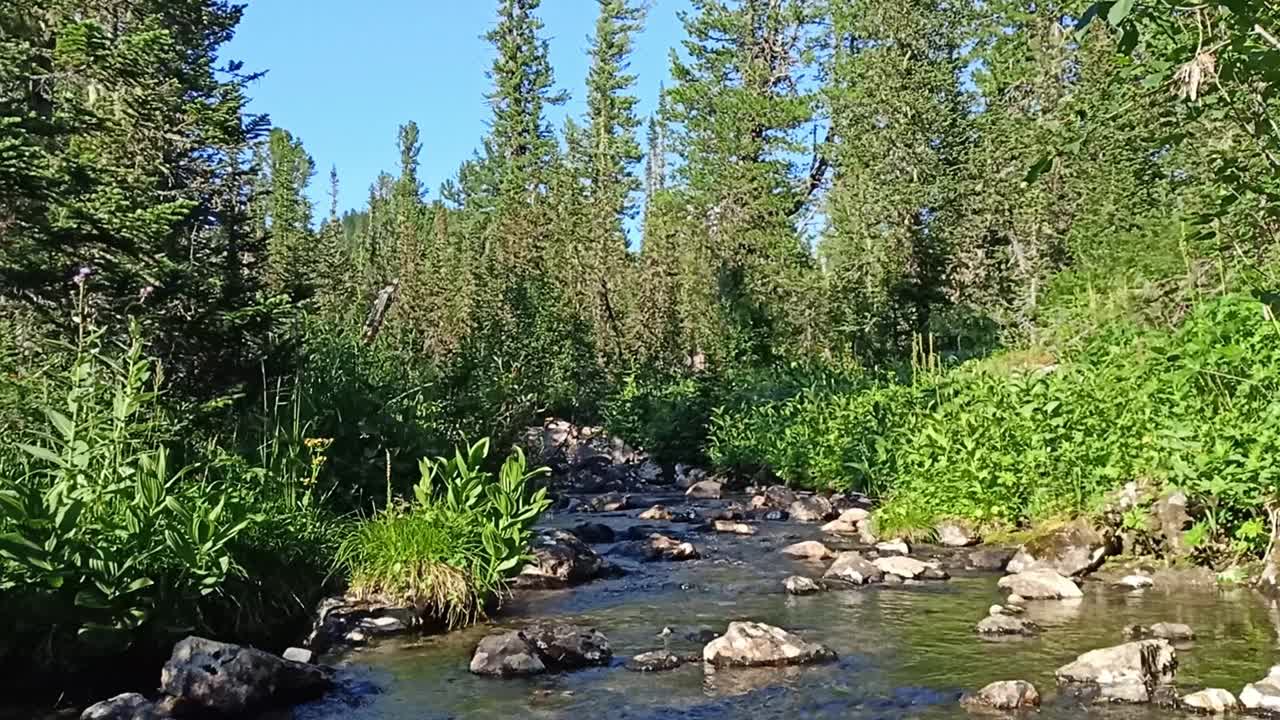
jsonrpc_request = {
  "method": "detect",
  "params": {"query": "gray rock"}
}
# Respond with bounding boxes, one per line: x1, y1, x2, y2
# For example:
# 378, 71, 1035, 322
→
998, 569, 1083, 600
281, 647, 313, 664
307, 596, 424, 652
937, 520, 981, 548
633, 459, 666, 485
961, 681, 1041, 710
160, 636, 332, 716
876, 540, 910, 556
1241, 666, 1280, 714
1116, 574, 1154, 590
1055, 639, 1177, 703
614, 533, 700, 562
1006, 520, 1114, 577
470, 631, 547, 677
977, 614, 1040, 636
685, 479, 723, 500
781, 541, 834, 561
571, 522, 616, 544
638, 504, 674, 521
967, 546, 1016, 571
81, 694, 161, 720
1182, 688, 1238, 714
761, 509, 789, 522
751, 485, 797, 510
711, 520, 756, 535
821, 508, 870, 535
523, 623, 612, 669
586, 491, 630, 513
823, 551, 884, 586
872, 555, 929, 580
675, 464, 708, 490
1125, 623, 1196, 642
516, 530, 609, 589
789, 496, 836, 523
784, 576, 824, 595
702, 622, 836, 667
1154, 491, 1193, 559
626, 651, 684, 672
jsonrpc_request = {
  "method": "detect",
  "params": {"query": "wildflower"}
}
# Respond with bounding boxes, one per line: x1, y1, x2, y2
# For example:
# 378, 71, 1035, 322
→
72, 266, 93, 286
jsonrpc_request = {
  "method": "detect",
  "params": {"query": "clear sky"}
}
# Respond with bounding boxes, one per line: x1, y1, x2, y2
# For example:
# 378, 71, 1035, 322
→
224, 1, 692, 214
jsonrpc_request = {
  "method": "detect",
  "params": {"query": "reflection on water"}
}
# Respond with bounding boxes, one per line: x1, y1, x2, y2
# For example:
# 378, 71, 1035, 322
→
290, 496, 1280, 720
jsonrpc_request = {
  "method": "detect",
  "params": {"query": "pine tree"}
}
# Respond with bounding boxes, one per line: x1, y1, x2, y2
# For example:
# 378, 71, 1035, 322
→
262, 128, 317, 299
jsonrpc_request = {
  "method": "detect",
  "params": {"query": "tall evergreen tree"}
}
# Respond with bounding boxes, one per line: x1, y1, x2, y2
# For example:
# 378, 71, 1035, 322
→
262, 128, 317, 299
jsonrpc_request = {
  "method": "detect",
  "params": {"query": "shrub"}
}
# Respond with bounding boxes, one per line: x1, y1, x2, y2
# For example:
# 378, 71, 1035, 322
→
337, 438, 550, 628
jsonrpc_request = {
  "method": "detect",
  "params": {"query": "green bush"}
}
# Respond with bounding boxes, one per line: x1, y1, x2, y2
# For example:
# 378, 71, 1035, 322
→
337, 438, 550, 628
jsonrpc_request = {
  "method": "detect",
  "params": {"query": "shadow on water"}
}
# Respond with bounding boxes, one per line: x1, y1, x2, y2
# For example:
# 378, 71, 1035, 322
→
289, 494, 1280, 720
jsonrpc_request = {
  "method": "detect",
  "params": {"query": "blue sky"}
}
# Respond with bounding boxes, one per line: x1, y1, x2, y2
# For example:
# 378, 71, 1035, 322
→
225, 1, 692, 214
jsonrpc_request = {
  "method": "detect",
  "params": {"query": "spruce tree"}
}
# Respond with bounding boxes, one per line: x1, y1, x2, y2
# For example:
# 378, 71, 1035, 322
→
262, 128, 317, 299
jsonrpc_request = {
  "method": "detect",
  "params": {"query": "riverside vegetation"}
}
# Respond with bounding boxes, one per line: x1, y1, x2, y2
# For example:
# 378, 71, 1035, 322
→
2, 0, 1280, 710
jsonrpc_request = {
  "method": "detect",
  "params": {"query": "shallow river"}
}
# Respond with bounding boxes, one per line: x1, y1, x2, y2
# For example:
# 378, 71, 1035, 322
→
290, 492, 1280, 720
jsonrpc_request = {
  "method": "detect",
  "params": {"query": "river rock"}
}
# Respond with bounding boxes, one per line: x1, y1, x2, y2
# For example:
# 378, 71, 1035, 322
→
1182, 688, 1238, 714
1241, 666, 1280, 713
823, 551, 884, 586
626, 651, 684, 672
523, 623, 613, 668
752, 485, 797, 510
160, 636, 332, 716
281, 647, 313, 664
872, 555, 930, 580
967, 546, 1016, 571
781, 541, 834, 561
1006, 520, 1114, 577
1055, 639, 1177, 703
784, 576, 824, 595
515, 530, 609, 589
998, 569, 1083, 600
470, 631, 547, 677
702, 622, 837, 668
789, 496, 836, 523
1154, 491, 1193, 559
686, 479, 723, 500
639, 504, 673, 521
820, 508, 870, 534
81, 694, 161, 720
615, 533, 700, 562
1125, 623, 1195, 642
675, 464, 707, 490
1116, 574, 1154, 590
586, 492, 630, 513
876, 540, 910, 556
571, 522, 616, 544
632, 459, 665, 485
961, 681, 1041, 710
306, 596, 424, 651
711, 520, 756, 535
937, 520, 981, 547
977, 614, 1040, 636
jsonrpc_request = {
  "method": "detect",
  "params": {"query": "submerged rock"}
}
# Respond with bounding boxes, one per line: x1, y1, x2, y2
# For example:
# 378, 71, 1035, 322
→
823, 551, 884, 586
997, 569, 1083, 600
1006, 520, 1114, 577
784, 576, 824, 595
515, 530, 610, 589
81, 693, 161, 720
160, 636, 332, 716
960, 681, 1041, 711
686, 479, 723, 500
1124, 623, 1196, 642
977, 614, 1040, 636
614, 533, 700, 562
1182, 688, 1238, 714
626, 651, 684, 672
781, 541, 834, 561
789, 496, 836, 523
702, 622, 836, 668
1240, 666, 1280, 713
1055, 639, 1177, 703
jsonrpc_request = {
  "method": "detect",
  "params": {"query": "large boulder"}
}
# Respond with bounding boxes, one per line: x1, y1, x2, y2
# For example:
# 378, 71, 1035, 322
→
306, 596, 424, 651
515, 530, 610, 589
781, 541, 834, 561
961, 681, 1041, 711
1182, 688, 1238, 714
789, 496, 836, 523
81, 694, 162, 720
159, 636, 332, 716
823, 551, 884, 586
1240, 666, 1280, 713
1055, 639, 1177, 703
1006, 520, 1115, 577
702, 622, 836, 668
997, 569, 1083, 600
470, 624, 611, 677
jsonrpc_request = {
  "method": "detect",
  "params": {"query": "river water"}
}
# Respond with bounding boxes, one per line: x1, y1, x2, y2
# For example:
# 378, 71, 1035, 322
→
291, 492, 1280, 720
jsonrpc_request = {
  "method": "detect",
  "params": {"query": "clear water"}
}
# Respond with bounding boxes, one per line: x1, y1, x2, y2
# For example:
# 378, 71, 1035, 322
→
290, 493, 1280, 720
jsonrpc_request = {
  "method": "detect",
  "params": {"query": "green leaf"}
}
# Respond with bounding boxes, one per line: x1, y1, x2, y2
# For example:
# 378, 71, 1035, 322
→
45, 408, 74, 441
1107, 0, 1135, 26
19, 444, 65, 468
